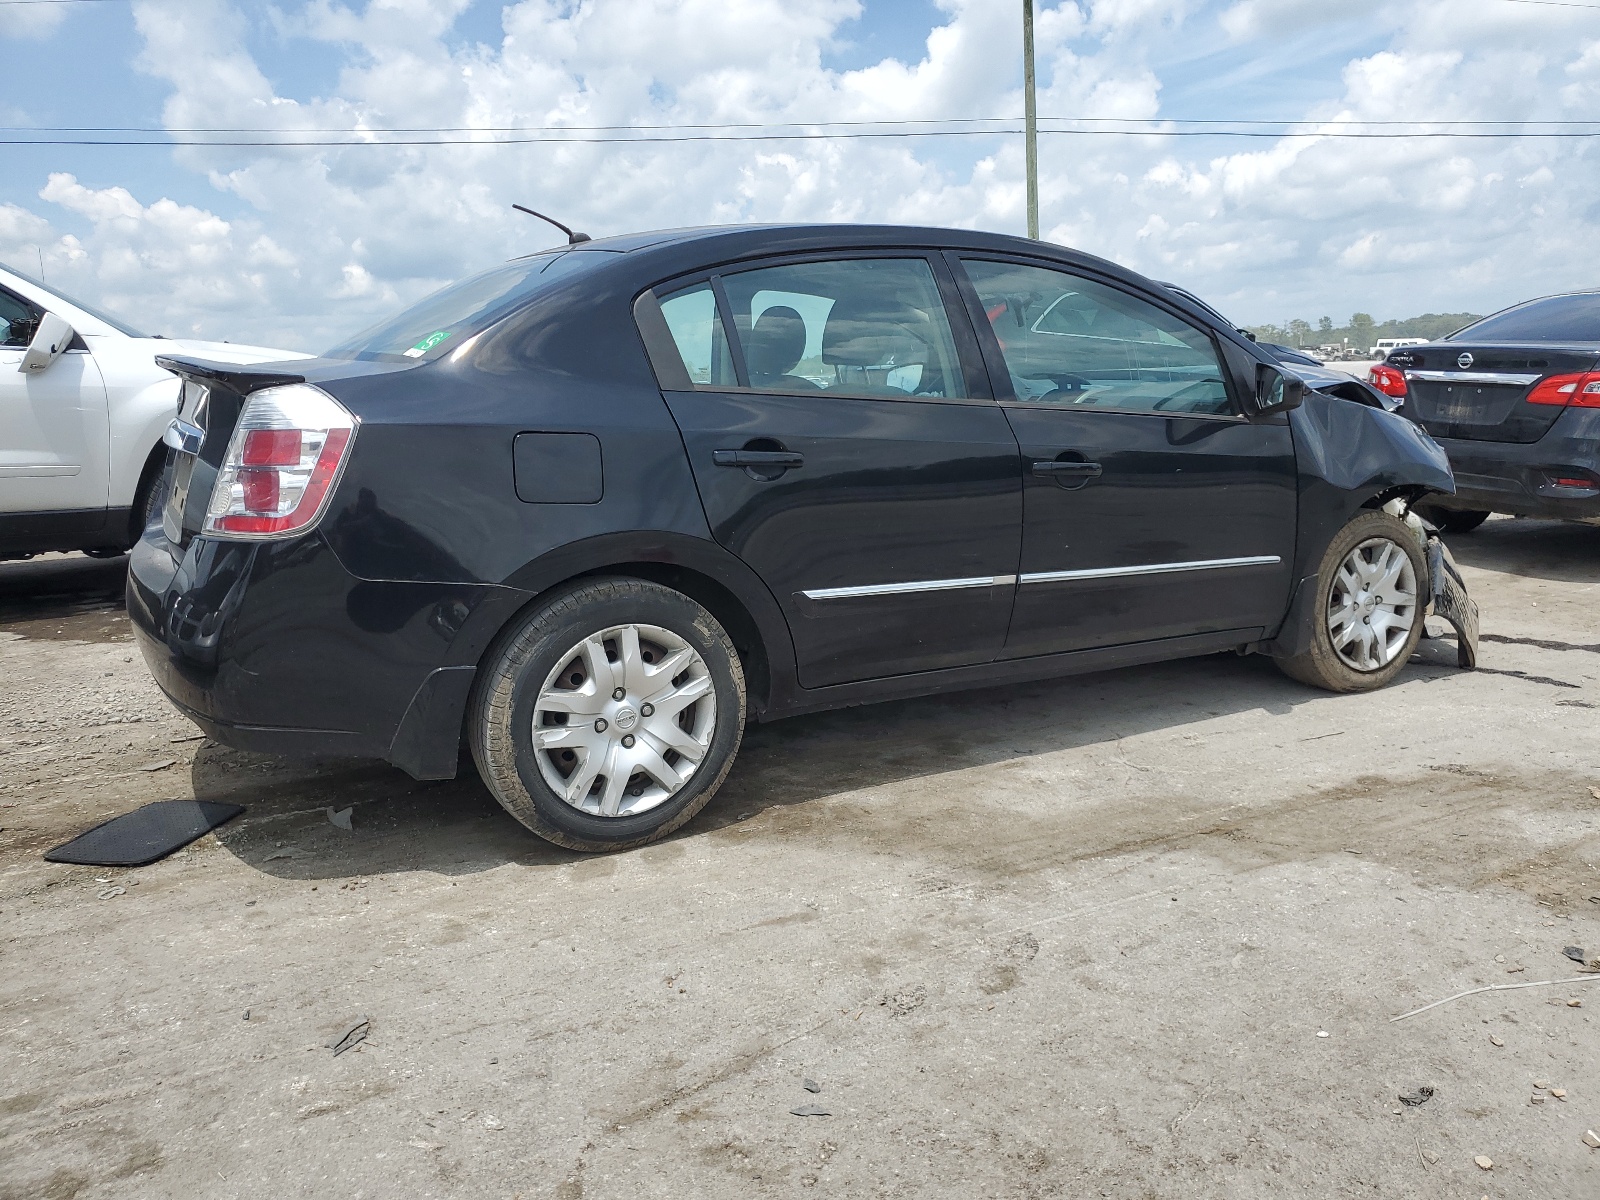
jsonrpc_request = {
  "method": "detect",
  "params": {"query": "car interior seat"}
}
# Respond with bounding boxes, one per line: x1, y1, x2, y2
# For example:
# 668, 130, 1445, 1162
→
821, 295, 942, 394
745, 305, 817, 390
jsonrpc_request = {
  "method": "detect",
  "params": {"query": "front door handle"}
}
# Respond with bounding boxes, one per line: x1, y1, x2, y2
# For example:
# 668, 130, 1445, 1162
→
713, 449, 805, 470
1032, 459, 1101, 478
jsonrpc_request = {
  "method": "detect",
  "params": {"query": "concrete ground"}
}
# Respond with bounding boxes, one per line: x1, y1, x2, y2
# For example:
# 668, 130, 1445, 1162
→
2, 517, 1598, 1199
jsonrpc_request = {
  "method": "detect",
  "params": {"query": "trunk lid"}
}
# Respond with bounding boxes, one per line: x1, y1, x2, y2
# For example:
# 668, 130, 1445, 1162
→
1391, 343, 1600, 443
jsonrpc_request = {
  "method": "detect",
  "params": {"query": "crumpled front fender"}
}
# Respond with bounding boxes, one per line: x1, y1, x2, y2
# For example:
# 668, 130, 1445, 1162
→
1290, 390, 1455, 499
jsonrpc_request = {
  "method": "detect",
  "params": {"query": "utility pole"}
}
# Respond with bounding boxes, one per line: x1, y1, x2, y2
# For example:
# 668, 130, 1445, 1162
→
1023, 0, 1039, 239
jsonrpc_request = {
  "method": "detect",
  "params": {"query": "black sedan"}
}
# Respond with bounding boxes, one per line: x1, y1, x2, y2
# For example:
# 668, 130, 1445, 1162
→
129, 224, 1472, 852
1370, 291, 1600, 532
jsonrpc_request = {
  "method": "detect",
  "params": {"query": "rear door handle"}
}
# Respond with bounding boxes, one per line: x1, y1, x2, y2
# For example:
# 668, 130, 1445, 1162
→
713, 449, 805, 469
1032, 460, 1101, 477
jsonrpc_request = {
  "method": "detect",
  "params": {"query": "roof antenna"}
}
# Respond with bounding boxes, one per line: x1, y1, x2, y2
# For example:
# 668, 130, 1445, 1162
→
513, 204, 591, 245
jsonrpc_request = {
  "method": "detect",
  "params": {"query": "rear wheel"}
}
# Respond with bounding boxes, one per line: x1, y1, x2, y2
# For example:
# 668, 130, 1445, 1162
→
470, 577, 745, 852
1416, 504, 1490, 535
84, 457, 167, 558
1277, 510, 1427, 692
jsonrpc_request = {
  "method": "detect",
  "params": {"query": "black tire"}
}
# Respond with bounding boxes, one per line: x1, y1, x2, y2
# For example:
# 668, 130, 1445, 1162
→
129, 456, 167, 544
1276, 510, 1428, 693
469, 577, 746, 852
1425, 507, 1491, 535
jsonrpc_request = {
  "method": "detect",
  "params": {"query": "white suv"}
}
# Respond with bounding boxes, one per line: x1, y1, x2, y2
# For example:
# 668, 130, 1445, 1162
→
1, 262, 306, 560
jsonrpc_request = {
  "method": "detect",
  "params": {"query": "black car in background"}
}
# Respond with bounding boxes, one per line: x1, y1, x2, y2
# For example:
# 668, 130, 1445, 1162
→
1370, 291, 1600, 532
129, 225, 1470, 853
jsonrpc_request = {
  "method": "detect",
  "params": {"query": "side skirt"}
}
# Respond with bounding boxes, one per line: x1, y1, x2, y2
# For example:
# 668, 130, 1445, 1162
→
768, 627, 1266, 719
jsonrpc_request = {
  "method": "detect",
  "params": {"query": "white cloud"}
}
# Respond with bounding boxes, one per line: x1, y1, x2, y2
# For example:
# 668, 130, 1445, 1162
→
1, 3, 68, 40
4, 0, 1600, 346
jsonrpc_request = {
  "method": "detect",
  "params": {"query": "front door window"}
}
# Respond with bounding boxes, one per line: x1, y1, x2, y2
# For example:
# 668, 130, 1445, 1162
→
964, 260, 1234, 416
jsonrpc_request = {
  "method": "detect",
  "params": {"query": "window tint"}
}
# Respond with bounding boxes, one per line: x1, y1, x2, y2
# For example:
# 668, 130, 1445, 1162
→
1451, 293, 1600, 343
0, 287, 43, 348
324, 250, 616, 362
963, 260, 1233, 416
718, 258, 969, 398
658, 282, 736, 387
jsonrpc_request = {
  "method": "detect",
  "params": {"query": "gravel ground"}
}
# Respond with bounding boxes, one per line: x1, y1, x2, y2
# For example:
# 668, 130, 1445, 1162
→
2, 518, 1599, 1198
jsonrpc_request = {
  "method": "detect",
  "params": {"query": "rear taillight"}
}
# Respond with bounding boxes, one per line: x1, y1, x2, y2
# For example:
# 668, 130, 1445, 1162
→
1369, 364, 1407, 398
204, 384, 356, 539
1527, 371, 1600, 408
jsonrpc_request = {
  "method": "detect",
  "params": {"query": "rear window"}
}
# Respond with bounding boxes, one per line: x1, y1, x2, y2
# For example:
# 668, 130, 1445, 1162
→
324, 251, 617, 362
1451, 293, 1600, 343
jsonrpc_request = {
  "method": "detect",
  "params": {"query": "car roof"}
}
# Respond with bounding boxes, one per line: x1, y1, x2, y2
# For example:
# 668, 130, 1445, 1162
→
560, 222, 1154, 293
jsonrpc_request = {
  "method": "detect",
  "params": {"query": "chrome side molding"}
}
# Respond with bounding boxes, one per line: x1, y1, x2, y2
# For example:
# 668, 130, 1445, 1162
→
1020, 555, 1282, 585
801, 575, 1018, 601
801, 555, 1282, 600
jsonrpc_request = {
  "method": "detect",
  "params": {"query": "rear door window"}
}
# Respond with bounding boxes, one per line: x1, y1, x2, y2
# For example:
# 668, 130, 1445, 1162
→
962, 259, 1234, 416
718, 258, 971, 399
657, 282, 737, 388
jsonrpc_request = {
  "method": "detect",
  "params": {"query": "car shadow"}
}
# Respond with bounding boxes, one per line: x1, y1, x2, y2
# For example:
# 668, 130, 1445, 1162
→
199, 645, 1466, 882
1445, 516, 1600, 584
0, 551, 131, 643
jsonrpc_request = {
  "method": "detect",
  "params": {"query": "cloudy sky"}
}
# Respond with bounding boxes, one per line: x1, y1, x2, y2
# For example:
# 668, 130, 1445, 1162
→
2, 0, 1598, 351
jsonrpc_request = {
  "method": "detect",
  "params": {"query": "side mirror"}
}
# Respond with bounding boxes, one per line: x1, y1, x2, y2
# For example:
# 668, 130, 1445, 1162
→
20, 312, 75, 374
1255, 363, 1305, 416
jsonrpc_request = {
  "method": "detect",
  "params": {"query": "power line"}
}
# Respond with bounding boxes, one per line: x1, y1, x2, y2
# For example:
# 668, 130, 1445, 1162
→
1499, 0, 1600, 9
6, 127, 1600, 146
7, 116, 1600, 134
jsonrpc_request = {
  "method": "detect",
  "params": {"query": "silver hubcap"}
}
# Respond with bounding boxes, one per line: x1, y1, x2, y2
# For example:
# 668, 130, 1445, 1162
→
532, 623, 716, 818
1327, 536, 1419, 672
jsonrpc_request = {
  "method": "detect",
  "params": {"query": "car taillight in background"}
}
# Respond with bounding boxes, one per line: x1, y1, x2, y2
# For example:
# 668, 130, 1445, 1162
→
1369, 364, 1407, 398
205, 384, 356, 539
1525, 372, 1600, 408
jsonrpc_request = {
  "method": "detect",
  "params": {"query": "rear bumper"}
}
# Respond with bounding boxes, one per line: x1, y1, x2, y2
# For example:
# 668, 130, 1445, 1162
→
126, 527, 518, 778
1431, 407, 1600, 520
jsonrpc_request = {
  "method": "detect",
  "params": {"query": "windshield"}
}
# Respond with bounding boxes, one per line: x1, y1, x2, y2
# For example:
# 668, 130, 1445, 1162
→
324, 251, 616, 361
1451, 293, 1600, 343
1, 263, 146, 337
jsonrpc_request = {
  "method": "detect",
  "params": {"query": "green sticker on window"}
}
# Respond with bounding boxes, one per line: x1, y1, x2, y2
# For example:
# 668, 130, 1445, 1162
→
404, 330, 452, 358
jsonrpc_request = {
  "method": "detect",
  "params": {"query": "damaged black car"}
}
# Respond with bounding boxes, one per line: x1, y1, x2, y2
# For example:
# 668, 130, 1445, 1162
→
128, 224, 1477, 852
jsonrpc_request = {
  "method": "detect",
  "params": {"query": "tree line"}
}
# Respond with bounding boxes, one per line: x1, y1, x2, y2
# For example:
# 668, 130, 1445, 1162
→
1245, 312, 1483, 352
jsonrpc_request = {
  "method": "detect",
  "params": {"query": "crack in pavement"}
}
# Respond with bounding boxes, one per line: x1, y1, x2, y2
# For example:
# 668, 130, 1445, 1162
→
1468, 667, 1582, 689
1480, 632, 1600, 656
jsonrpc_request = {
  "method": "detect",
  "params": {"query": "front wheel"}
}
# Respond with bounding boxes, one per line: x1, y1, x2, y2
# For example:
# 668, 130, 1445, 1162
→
1277, 510, 1427, 692
469, 577, 746, 852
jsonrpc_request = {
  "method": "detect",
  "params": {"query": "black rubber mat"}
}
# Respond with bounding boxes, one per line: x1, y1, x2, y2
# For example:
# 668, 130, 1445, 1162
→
44, 800, 244, 867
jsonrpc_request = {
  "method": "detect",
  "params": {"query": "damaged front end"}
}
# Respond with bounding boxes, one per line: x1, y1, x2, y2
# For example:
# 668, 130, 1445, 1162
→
1387, 498, 1480, 669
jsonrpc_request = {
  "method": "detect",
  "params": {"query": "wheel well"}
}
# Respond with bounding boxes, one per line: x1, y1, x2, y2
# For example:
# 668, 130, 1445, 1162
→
128, 442, 168, 544
470, 561, 775, 719
572, 562, 773, 713
1361, 485, 1430, 512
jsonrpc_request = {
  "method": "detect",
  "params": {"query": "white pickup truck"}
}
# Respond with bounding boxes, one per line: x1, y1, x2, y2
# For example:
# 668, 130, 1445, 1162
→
1, 262, 306, 560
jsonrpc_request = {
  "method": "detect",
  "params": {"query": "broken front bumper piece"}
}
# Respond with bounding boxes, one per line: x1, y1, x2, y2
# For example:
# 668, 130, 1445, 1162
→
1425, 535, 1478, 669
